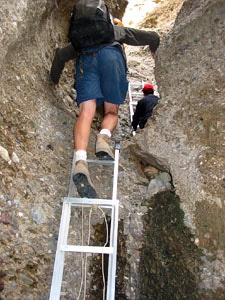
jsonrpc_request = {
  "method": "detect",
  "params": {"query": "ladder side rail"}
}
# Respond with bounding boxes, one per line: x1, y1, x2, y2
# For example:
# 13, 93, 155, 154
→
107, 201, 119, 300
68, 151, 76, 197
49, 252, 65, 299
49, 201, 72, 300
128, 83, 135, 123
107, 204, 116, 299
107, 141, 120, 300
112, 143, 120, 201
107, 205, 115, 300
128, 83, 137, 136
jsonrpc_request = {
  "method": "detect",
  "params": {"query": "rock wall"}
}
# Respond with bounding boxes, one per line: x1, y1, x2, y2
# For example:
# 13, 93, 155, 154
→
148, 0, 225, 293
157, 0, 225, 243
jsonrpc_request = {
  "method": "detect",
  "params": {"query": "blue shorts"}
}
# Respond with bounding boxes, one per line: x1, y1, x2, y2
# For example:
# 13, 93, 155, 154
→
75, 45, 128, 107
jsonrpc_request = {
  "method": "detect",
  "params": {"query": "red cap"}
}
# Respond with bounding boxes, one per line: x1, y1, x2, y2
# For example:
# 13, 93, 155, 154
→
142, 83, 154, 92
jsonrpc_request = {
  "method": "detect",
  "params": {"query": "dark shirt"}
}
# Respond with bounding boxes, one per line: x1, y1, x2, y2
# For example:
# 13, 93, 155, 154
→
132, 94, 159, 130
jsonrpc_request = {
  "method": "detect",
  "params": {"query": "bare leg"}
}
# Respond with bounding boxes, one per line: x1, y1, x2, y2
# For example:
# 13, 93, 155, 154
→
101, 102, 119, 133
73, 99, 97, 198
74, 99, 96, 151
95, 102, 119, 160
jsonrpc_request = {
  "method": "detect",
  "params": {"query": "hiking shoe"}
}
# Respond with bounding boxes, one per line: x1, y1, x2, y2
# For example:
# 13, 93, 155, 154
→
73, 160, 97, 198
95, 134, 114, 160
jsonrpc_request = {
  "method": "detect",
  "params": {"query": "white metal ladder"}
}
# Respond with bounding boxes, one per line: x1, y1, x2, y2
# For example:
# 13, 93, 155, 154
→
128, 80, 144, 135
49, 141, 120, 300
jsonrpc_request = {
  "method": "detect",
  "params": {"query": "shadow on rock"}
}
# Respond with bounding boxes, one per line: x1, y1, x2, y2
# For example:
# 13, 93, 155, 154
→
139, 191, 202, 300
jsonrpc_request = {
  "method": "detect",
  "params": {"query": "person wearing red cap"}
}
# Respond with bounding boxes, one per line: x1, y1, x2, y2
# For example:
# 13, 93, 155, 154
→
131, 83, 159, 131
142, 83, 154, 91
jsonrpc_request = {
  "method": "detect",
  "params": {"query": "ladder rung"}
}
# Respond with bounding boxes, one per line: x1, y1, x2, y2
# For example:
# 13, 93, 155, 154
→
129, 83, 143, 86
87, 159, 115, 165
60, 245, 114, 254
64, 197, 119, 206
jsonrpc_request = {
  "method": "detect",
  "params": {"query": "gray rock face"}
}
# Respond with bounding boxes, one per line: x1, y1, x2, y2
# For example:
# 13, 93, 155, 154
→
155, 0, 225, 206
122, 0, 225, 296
147, 172, 172, 198
152, 0, 225, 293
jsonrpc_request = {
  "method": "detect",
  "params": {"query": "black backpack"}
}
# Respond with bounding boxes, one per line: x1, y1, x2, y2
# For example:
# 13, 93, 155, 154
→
68, 0, 115, 51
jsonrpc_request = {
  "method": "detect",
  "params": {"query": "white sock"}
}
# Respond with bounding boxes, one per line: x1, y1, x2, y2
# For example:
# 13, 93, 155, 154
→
75, 150, 87, 162
100, 129, 111, 138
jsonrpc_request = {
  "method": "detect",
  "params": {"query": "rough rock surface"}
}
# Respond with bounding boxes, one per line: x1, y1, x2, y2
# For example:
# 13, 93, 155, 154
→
0, 0, 225, 299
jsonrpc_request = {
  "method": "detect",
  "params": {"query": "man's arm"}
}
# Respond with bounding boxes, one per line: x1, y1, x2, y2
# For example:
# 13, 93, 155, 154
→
114, 26, 160, 54
50, 44, 77, 85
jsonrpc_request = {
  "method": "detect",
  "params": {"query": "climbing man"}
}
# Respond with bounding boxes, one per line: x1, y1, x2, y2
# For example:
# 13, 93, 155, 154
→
132, 83, 159, 132
50, 3, 160, 199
